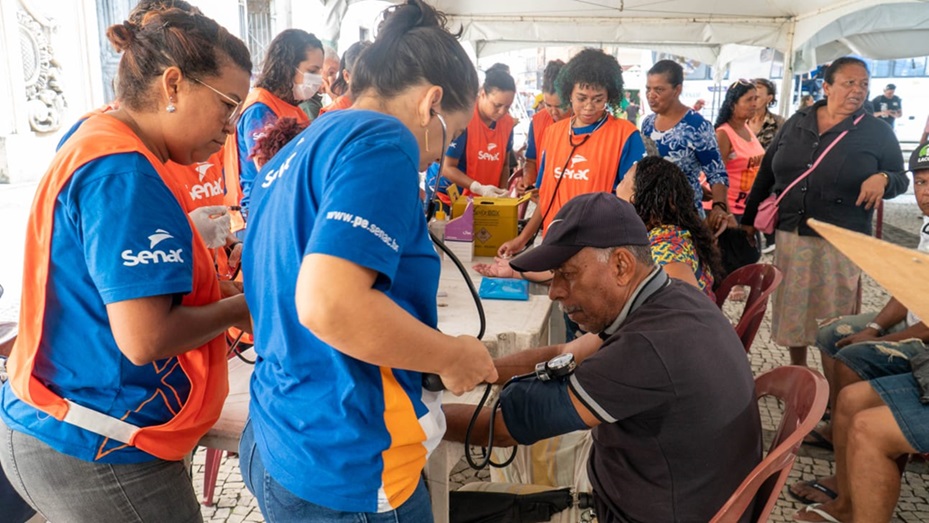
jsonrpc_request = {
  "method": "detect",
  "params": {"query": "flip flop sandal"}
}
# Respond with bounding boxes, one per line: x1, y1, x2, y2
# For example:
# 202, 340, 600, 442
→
802, 429, 834, 451
788, 480, 839, 505
794, 503, 843, 523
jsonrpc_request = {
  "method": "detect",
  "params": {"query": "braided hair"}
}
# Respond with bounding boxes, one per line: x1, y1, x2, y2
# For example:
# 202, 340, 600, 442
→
632, 156, 724, 279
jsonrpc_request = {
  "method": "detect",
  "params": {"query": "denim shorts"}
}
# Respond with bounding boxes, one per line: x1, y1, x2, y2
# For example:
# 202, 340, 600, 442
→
816, 313, 924, 380
871, 373, 929, 453
239, 418, 434, 522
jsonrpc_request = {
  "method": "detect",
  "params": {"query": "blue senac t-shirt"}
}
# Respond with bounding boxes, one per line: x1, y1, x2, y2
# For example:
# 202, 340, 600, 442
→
0, 153, 195, 464
242, 109, 443, 513
236, 102, 276, 215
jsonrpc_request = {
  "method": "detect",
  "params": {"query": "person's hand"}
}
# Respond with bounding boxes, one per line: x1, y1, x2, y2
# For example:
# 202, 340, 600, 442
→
470, 181, 508, 197
836, 328, 881, 349
440, 336, 499, 395
516, 177, 538, 198
188, 205, 232, 249
226, 240, 243, 276
226, 294, 253, 334
856, 173, 888, 211
705, 206, 729, 233
474, 257, 518, 278
498, 237, 528, 258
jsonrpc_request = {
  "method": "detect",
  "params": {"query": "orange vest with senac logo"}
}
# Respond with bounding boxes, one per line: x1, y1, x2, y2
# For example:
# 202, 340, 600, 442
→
538, 115, 638, 233
223, 88, 309, 232
465, 107, 515, 191
9, 114, 228, 462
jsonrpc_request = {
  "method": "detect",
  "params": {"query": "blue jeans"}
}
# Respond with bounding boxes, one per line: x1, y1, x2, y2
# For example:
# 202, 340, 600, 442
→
239, 419, 434, 522
0, 417, 200, 523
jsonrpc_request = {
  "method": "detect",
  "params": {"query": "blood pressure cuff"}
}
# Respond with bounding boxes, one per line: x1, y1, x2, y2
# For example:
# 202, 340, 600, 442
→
499, 378, 589, 445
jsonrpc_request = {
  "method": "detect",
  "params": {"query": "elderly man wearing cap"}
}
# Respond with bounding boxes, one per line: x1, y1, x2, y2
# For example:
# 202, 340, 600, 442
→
872, 83, 903, 129
791, 145, 929, 522
444, 192, 762, 522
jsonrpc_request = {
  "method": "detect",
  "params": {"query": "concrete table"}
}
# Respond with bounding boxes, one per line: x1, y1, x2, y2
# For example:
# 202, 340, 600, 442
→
198, 256, 553, 519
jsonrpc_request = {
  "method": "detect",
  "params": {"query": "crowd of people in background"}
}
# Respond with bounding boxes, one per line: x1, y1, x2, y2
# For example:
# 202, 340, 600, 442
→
0, 0, 926, 521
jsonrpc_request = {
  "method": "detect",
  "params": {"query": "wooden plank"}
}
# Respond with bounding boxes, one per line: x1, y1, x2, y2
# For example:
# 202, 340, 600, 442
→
808, 218, 929, 320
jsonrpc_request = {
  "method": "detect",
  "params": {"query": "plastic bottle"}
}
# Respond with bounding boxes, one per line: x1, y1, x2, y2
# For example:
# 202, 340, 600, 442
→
428, 209, 449, 258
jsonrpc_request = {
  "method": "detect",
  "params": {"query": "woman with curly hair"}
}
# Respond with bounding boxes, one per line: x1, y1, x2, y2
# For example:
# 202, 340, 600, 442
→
476, 48, 646, 341
629, 156, 723, 297
225, 29, 324, 228
715, 80, 765, 219
248, 117, 309, 170
494, 48, 645, 259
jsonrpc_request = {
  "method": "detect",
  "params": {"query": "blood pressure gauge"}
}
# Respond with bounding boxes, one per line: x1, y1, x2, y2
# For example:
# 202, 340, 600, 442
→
534, 353, 577, 381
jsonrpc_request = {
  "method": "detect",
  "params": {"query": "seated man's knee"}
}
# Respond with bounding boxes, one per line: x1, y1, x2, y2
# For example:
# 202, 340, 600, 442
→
836, 381, 879, 418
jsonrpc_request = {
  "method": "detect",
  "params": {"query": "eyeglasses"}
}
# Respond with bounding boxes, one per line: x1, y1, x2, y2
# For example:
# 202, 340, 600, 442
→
571, 96, 607, 109
192, 77, 244, 126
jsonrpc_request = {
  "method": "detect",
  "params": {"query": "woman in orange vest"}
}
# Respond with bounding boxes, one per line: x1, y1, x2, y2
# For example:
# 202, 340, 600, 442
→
318, 40, 371, 116
427, 68, 517, 202
0, 10, 252, 522
522, 60, 571, 190
475, 49, 646, 341
225, 29, 324, 227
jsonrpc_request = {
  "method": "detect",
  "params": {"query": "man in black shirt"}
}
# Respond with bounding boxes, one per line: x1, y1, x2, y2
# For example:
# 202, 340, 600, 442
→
444, 193, 762, 522
871, 83, 903, 128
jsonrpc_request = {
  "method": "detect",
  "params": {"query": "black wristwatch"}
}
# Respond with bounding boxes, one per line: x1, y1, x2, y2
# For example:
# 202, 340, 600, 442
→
712, 201, 729, 213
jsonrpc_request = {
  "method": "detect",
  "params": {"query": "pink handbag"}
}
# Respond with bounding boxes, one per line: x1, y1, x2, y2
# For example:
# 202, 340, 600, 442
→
754, 114, 865, 234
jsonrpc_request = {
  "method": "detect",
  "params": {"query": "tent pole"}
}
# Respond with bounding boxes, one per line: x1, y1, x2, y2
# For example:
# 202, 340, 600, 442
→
779, 17, 797, 118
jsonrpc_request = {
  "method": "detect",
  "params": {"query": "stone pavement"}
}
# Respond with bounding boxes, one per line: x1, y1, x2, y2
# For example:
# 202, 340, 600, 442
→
197, 198, 929, 522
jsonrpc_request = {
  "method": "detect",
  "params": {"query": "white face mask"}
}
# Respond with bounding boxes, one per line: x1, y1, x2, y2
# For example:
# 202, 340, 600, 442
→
293, 72, 323, 101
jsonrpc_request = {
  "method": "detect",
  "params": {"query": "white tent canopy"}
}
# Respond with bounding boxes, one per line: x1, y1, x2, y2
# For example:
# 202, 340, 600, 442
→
320, 0, 929, 114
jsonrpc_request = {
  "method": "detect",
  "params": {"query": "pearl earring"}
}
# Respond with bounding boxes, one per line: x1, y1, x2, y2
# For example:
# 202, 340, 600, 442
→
166, 99, 176, 113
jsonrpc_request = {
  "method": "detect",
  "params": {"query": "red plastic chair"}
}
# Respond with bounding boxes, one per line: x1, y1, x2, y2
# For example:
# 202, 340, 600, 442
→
710, 365, 829, 523
714, 264, 783, 352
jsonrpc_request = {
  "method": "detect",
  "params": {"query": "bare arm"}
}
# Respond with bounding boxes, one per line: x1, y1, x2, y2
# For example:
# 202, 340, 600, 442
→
662, 261, 701, 289
296, 253, 497, 394
716, 129, 732, 162
440, 155, 475, 190
107, 294, 249, 366
493, 333, 602, 384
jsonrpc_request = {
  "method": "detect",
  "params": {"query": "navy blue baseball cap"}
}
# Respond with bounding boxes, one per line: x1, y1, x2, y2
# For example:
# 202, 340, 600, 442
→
509, 192, 650, 273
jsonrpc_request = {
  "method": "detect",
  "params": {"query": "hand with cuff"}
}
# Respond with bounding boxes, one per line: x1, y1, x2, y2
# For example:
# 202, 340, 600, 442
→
470, 180, 509, 197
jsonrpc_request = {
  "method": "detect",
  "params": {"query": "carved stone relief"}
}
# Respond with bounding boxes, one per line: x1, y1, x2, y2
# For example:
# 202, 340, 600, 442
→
17, 3, 65, 133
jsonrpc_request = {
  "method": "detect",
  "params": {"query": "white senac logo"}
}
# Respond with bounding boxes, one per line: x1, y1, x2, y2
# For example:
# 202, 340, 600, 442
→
122, 229, 185, 267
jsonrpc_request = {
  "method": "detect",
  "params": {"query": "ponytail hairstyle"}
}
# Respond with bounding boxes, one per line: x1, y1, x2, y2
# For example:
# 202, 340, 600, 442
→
329, 40, 371, 98
106, 8, 251, 112
632, 156, 724, 280
714, 80, 756, 129
541, 59, 565, 94
482, 68, 516, 95
351, 0, 478, 113
555, 48, 624, 109
256, 29, 324, 104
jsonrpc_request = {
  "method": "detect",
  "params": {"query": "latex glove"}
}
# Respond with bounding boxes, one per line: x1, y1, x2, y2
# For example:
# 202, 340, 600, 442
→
188, 205, 231, 249
469, 181, 508, 197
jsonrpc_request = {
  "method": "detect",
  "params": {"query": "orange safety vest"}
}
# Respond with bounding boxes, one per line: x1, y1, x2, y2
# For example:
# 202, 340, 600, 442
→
223, 87, 309, 232
464, 107, 515, 191
537, 115, 638, 233
9, 114, 228, 462
531, 109, 555, 158
318, 94, 352, 116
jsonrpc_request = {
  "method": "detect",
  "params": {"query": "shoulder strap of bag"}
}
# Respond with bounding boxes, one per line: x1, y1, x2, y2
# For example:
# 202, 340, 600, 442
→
774, 113, 866, 206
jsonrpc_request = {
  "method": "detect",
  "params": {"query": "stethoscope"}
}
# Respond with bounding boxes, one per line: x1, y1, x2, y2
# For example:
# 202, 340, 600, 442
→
536, 112, 608, 227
